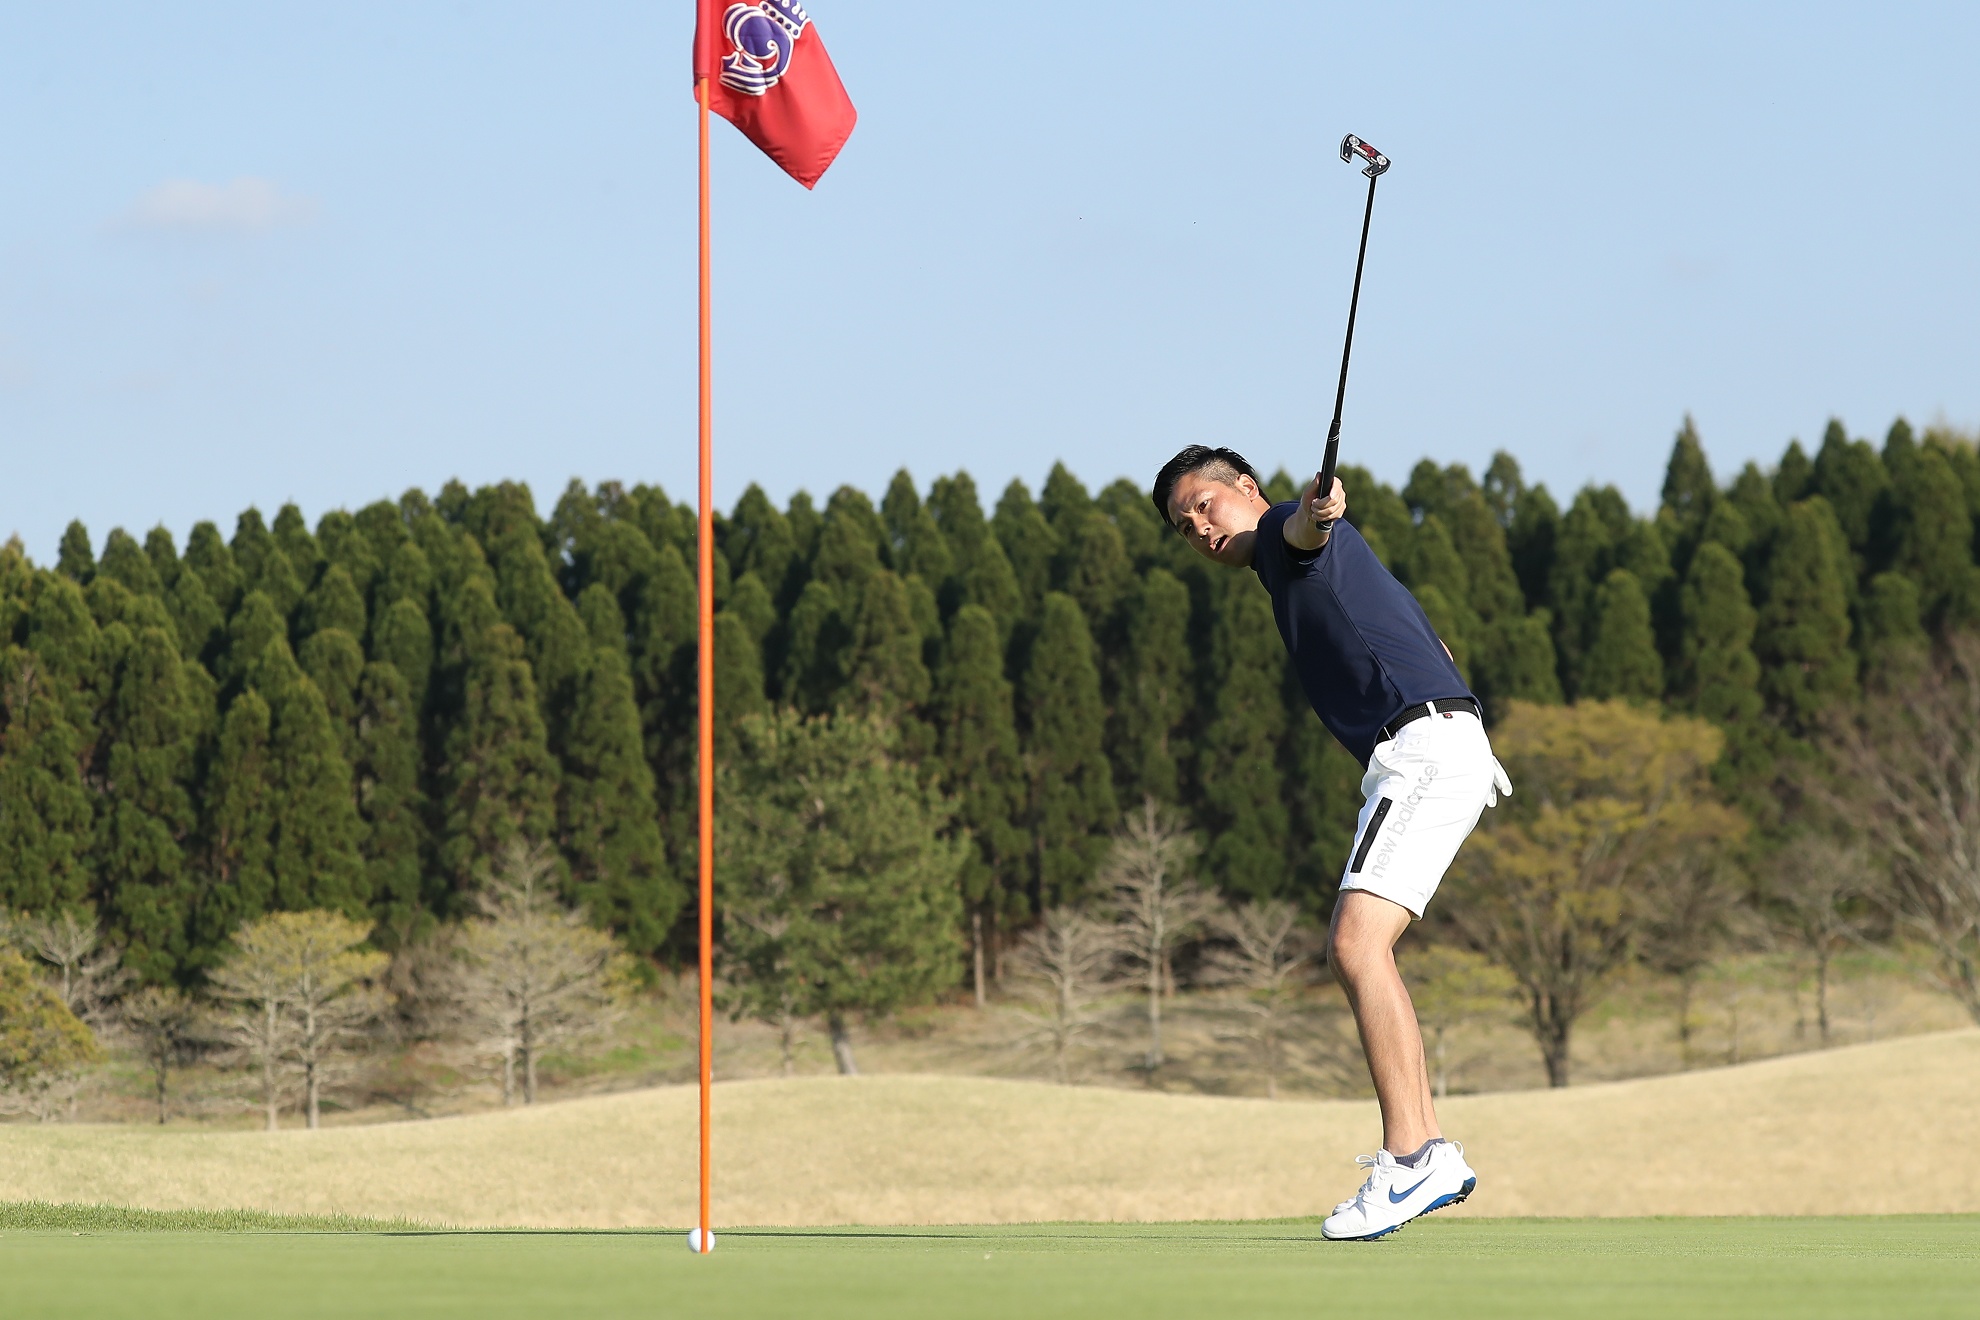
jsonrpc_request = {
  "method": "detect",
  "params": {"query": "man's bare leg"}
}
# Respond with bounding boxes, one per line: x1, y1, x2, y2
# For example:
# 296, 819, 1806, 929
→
1328, 890, 1439, 1154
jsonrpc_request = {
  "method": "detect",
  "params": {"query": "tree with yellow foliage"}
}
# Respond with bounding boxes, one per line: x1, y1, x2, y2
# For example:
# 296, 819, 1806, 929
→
1444, 700, 1743, 1086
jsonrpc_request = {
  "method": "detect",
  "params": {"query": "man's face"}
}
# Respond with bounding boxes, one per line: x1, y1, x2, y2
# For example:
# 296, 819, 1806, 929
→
1167, 470, 1269, 567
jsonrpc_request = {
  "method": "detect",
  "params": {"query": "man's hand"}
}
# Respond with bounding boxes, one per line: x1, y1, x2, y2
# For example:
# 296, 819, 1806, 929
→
1284, 475, 1347, 552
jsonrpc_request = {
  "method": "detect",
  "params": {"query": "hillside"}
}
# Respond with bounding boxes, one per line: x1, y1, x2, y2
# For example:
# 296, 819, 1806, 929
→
4, 1029, 1975, 1227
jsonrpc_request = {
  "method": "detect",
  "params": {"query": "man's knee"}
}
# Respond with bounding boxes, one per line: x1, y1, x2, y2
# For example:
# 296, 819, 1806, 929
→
1327, 923, 1391, 987
1328, 892, 1410, 986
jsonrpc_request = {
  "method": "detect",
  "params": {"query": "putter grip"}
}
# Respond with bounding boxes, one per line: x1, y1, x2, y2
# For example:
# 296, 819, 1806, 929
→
1313, 422, 1342, 536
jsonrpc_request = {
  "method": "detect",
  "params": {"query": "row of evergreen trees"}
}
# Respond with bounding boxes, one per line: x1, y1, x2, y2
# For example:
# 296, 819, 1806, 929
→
3, 417, 1975, 984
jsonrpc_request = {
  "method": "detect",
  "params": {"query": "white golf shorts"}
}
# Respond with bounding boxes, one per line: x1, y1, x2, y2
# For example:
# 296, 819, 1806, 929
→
1339, 705, 1508, 919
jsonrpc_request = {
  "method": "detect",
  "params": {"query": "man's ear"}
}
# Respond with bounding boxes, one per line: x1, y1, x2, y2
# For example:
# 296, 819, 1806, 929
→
1236, 473, 1260, 500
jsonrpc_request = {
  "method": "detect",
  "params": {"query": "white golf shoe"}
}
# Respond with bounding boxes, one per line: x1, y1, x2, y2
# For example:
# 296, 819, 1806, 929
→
1321, 1140, 1476, 1241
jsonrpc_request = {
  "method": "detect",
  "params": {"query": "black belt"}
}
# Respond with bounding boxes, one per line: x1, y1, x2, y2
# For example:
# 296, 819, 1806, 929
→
1378, 698, 1480, 744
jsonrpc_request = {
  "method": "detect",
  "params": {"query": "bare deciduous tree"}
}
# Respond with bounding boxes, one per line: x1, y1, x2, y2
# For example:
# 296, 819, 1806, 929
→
208, 910, 387, 1129
117, 986, 199, 1124
1812, 634, 1980, 1022
21, 911, 129, 1026
1641, 843, 1748, 1065
1102, 799, 1215, 1074
1003, 907, 1119, 1084
438, 841, 629, 1105
1764, 835, 1875, 1045
1200, 899, 1316, 1098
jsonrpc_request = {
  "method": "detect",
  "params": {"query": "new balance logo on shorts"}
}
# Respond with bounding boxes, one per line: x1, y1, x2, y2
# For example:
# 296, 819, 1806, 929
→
1338, 714, 1499, 920
1361, 761, 1438, 881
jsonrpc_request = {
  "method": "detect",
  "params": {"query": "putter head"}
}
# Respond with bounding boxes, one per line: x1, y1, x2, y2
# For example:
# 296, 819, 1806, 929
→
1340, 134, 1390, 179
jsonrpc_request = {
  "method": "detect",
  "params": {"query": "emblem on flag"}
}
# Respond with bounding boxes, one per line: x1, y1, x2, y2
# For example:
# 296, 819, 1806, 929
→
720, 1, 810, 97
695, 0, 856, 189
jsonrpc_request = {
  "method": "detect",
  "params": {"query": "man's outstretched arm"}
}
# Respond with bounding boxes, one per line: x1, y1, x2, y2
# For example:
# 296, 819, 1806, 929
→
1284, 475, 1347, 552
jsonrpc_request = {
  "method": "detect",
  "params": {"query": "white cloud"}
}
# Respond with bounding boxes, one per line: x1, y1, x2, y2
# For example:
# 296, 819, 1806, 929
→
124, 177, 316, 233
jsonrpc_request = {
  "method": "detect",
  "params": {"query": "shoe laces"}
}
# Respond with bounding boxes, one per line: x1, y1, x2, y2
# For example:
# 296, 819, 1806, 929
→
1335, 1153, 1390, 1215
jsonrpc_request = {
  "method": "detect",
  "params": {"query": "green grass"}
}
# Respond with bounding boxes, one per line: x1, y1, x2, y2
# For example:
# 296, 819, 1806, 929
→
2, 1206, 1974, 1319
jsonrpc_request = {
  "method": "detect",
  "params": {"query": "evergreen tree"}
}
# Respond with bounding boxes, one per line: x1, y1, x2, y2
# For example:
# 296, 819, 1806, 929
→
57, 521, 95, 583
1340, 464, 1415, 566
197, 689, 276, 954
1659, 416, 1717, 541
315, 509, 382, 605
216, 590, 285, 696
1723, 461, 1784, 594
1199, 580, 1291, 899
1773, 440, 1813, 505
811, 487, 886, 597
487, 522, 591, 740
994, 480, 1058, 619
370, 597, 435, 719
297, 628, 365, 760
351, 660, 430, 940
1039, 462, 1093, 538
272, 503, 322, 583
1809, 419, 1887, 567
1673, 542, 1773, 810
184, 522, 243, 615
1547, 486, 1630, 695
1755, 499, 1858, 732
842, 569, 932, 749
0, 650, 95, 914
1112, 568, 1190, 806
143, 526, 182, 590
373, 539, 434, 617
1883, 444, 1974, 624
724, 484, 799, 603
1019, 593, 1115, 909
94, 626, 200, 982
1579, 569, 1662, 702
250, 641, 366, 916
559, 641, 679, 955
713, 610, 770, 754
1440, 483, 1548, 707
298, 564, 367, 641
928, 473, 1022, 632
438, 619, 560, 900
1505, 481, 1560, 612
1059, 510, 1131, 640
931, 605, 1027, 990
1673, 544, 1761, 725
1282, 688, 1364, 910
1398, 515, 1478, 674
24, 574, 108, 752
779, 579, 850, 713
1094, 476, 1170, 569
98, 529, 164, 598
1855, 570, 1929, 691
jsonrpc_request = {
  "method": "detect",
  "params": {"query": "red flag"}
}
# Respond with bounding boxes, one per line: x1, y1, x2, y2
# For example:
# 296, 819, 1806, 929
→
694, 1, 856, 189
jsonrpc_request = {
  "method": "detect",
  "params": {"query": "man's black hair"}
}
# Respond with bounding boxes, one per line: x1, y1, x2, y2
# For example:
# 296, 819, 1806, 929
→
1150, 446, 1262, 528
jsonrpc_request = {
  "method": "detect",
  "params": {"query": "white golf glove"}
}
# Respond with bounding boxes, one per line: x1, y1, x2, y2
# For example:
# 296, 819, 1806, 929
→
1486, 757, 1513, 808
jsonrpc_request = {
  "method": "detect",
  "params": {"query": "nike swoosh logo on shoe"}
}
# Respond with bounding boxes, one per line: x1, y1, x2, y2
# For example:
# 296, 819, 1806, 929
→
1388, 1174, 1435, 1204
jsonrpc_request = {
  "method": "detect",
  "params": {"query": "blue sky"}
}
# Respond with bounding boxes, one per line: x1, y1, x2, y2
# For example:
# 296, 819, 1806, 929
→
3, 2, 1977, 561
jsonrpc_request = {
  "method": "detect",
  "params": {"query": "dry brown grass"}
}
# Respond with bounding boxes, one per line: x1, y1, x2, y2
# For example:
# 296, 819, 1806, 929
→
3, 1028, 1975, 1226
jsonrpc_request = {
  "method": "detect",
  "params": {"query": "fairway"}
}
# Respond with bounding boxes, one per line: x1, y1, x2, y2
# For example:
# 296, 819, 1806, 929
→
2, 1208, 1976, 1320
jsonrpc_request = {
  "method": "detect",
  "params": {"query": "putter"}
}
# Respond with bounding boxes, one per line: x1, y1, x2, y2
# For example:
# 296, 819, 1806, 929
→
1313, 134, 1391, 533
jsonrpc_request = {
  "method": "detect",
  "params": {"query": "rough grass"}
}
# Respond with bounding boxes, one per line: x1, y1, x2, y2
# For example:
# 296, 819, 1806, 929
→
2, 1029, 1976, 1227
1, 1217, 1975, 1320
0, 1200, 422, 1232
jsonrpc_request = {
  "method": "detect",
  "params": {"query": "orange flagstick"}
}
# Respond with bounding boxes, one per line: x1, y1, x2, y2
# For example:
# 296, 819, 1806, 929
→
695, 73, 716, 1255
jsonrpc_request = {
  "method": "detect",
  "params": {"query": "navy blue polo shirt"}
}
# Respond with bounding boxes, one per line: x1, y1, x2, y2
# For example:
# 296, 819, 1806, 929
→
1249, 505, 1473, 767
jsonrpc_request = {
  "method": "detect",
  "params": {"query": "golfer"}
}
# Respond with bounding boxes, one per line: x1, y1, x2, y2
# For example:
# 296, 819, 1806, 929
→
1153, 444, 1511, 1241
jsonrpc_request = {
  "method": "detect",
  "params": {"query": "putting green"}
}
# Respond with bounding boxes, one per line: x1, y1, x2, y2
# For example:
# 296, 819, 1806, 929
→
2, 1206, 1974, 1320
